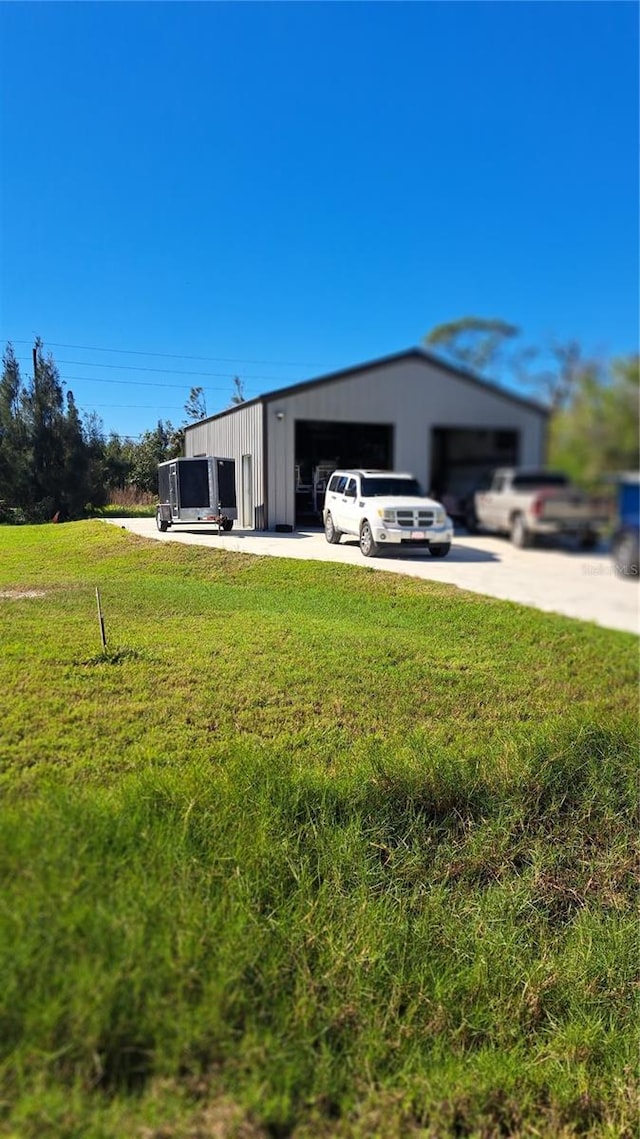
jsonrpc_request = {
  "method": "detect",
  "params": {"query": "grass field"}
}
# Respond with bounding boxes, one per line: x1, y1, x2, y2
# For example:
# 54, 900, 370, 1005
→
88, 503, 157, 519
0, 522, 637, 1139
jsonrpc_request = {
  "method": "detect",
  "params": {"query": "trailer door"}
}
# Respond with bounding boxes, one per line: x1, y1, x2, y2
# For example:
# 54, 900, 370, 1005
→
242, 455, 253, 527
216, 460, 237, 511
169, 464, 179, 519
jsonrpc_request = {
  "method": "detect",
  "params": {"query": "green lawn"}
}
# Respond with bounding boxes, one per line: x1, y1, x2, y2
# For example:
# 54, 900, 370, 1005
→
88, 503, 157, 519
0, 523, 637, 1138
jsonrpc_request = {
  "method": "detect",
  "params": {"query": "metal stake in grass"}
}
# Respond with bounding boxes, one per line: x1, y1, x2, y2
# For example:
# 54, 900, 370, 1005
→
95, 587, 107, 650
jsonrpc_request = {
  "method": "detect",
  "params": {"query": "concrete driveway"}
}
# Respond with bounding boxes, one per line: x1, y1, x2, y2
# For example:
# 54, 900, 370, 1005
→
105, 519, 639, 635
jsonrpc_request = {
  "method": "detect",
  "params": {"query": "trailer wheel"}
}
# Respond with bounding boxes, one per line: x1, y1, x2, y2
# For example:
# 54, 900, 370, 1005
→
221, 518, 233, 532
156, 508, 169, 533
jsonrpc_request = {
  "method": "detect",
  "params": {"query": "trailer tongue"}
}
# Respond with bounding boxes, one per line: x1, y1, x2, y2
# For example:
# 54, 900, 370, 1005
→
156, 457, 237, 533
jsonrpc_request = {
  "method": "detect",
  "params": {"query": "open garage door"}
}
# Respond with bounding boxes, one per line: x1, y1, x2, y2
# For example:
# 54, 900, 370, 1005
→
430, 427, 519, 517
295, 420, 393, 526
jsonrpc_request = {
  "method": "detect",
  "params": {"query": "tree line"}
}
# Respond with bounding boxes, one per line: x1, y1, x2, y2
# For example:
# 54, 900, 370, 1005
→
0, 342, 247, 522
423, 317, 638, 486
0, 329, 637, 522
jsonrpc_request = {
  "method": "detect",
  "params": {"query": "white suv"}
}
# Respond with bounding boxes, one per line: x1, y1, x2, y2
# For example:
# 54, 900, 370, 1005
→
323, 470, 453, 558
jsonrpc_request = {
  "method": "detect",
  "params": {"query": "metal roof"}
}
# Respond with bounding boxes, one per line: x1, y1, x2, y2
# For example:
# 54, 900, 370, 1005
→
184, 346, 550, 432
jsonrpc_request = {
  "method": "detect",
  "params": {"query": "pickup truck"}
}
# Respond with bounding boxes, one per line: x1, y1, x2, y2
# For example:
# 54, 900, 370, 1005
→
467, 468, 609, 549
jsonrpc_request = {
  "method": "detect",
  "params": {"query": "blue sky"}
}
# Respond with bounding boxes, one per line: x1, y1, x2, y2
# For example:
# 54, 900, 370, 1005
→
1, 1, 637, 439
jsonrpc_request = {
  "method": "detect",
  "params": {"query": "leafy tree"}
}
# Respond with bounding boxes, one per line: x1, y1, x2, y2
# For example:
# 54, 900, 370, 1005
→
184, 386, 207, 421
0, 339, 113, 520
77, 409, 109, 511
424, 316, 585, 409
0, 343, 28, 508
59, 390, 90, 517
20, 339, 68, 518
520, 339, 586, 412
424, 317, 520, 375
548, 355, 639, 486
102, 432, 133, 493
229, 375, 246, 406
424, 318, 638, 487
129, 421, 180, 494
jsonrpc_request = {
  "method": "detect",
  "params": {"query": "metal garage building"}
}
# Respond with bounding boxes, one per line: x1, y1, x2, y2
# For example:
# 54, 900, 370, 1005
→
183, 348, 548, 531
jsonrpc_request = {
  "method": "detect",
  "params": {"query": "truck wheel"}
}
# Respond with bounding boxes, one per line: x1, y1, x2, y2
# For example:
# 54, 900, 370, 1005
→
511, 513, 532, 549
221, 518, 233, 532
429, 543, 451, 558
579, 530, 598, 551
359, 520, 379, 558
156, 508, 169, 533
324, 513, 341, 544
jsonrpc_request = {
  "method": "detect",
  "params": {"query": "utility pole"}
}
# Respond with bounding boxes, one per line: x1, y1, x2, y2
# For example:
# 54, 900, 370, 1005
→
32, 340, 42, 491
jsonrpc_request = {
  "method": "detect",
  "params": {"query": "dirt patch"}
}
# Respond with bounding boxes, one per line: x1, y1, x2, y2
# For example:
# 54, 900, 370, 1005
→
0, 589, 47, 600
139, 1095, 267, 1139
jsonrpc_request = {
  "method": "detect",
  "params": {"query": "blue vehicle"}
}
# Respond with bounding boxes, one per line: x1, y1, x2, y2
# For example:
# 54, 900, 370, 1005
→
611, 473, 639, 579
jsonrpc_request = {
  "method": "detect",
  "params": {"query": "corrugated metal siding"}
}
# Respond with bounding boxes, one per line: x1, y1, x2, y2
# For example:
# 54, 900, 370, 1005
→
184, 402, 266, 528
183, 358, 546, 531
266, 358, 546, 529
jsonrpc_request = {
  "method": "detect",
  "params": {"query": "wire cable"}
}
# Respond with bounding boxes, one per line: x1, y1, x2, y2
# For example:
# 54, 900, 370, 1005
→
48, 374, 260, 394
15, 355, 289, 381
5, 337, 323, 368
78, 403, 189, 412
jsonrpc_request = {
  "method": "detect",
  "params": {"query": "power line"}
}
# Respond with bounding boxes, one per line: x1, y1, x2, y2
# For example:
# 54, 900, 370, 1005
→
7, 340, 266, 432
14, 357, 262, 392
78, 403, 188, 411
15, 355, 285, 381
6, 337, 323, 369
12, 361, 250, 419
59, 359, 284, 380
42, 373, 260, 394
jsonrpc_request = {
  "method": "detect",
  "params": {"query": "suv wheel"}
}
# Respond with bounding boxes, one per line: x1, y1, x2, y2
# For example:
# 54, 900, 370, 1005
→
324, 512, 341, 545
359, 520, 379, 558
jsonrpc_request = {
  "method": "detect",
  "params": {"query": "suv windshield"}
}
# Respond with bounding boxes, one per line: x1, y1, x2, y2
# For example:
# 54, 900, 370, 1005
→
360, 477, 422, 497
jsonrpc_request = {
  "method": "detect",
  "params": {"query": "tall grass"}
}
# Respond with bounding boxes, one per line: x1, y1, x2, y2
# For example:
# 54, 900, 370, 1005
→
84, 487, 157, 519
107, 488, 156, 507
0, 523, 637, 1137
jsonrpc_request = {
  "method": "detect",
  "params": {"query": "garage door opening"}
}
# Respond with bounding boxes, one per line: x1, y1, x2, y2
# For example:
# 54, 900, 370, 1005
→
430, 427, 519, 517
295, 420, 393, 526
